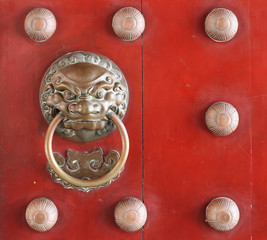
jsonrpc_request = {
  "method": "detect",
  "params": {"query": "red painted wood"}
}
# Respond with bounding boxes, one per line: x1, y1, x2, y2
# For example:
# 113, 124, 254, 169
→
2, 0, 267, 239
250, 0, 267, 239
143, 0, 252, 239
0, 0, 142, 239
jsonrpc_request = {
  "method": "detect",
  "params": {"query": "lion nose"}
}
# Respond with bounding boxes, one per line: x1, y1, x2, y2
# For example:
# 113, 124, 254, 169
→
70, 101, 101, 115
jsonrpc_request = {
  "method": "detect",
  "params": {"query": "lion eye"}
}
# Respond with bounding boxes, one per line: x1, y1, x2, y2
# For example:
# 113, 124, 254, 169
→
106, 76, 113, 84
63, 90, 75, 100
96, 89, 105, 99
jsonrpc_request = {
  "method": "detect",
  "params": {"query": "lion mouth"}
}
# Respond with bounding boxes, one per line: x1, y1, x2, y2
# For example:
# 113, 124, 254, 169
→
63, 120, 108, 131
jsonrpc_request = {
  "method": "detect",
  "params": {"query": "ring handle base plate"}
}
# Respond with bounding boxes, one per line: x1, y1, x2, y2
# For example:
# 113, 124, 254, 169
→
47, 148, 123, 192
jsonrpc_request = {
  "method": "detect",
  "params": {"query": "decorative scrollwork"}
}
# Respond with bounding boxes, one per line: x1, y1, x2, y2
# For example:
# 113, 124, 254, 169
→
40, 51, 129, 142
47, 148, 123, 192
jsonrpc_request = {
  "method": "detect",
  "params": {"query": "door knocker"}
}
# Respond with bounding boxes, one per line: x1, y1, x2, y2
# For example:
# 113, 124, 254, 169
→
40, 51, 129, 192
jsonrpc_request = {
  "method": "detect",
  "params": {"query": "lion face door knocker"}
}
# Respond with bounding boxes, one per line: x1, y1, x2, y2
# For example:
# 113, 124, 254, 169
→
40, 51, 129, 192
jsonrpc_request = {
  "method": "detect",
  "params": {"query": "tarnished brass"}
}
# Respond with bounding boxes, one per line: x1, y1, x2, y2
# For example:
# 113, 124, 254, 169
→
40, 51, 129, 142
205, 8, 238, 42
41, 51, 130, 191
25, 198, 58, 232
24, 8, 57, 42
114, 197, 147, 232
45, 112, 129, 190
112, 7, 145, 41
206, 197, 240, 231
205, 102, 239, 136
47, 148, 122, 192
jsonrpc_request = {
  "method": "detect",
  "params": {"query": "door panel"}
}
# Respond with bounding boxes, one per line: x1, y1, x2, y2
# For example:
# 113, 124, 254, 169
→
251, 0, 267, 238
143, 0, 251, 239
1, 0, 267, 239
0, 0, 142, 239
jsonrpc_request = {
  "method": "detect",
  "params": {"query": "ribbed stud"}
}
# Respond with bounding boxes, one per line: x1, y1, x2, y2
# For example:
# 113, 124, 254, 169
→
114, 197, 147, 232
206, 197, 240, 231
25, 198, 58, 232
24, 8, 56, 42
205, 102, 239, 136
112, 7, 145, 41
205, 8, 238, 42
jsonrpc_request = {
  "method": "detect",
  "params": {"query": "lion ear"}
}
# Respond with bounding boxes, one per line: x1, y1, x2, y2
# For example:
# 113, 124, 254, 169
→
114, 82, 124, 92
44, 83, 55, 93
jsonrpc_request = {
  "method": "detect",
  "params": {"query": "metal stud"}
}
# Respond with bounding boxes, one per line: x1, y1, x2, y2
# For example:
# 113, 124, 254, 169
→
114, 197, 147, 232
206, 197, 240, 231
205, 8, 238, 42
205, 102, 239, 136
25, 198, 58, 232
24, 8, 56, 42
112, 7, 145, 41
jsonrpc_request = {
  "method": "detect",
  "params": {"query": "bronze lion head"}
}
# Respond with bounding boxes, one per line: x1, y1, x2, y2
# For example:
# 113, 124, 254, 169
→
40, 51, 128, 142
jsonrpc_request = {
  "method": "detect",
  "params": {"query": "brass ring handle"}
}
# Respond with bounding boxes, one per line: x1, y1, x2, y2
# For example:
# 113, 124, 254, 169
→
45, 112, 129, 188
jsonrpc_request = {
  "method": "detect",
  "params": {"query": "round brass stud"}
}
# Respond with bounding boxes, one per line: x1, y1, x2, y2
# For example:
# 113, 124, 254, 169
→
24, 8, 56, 42
114, 197, 147, 232
25, 198, 58, 232
112, 7, 145, 41
205, 8, 238, 42
206, 197, 240, 231
205, 102, 239, 136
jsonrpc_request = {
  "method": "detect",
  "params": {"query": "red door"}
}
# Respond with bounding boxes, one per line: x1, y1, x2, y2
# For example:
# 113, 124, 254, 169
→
1, 0, 266, 239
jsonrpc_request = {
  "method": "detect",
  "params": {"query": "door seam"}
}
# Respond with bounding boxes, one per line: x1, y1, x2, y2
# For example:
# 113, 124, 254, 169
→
141, 0, 144, 240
